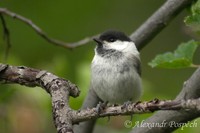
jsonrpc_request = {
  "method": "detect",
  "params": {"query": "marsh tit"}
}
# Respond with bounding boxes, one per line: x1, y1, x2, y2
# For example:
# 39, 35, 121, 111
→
91, 30, 142, 104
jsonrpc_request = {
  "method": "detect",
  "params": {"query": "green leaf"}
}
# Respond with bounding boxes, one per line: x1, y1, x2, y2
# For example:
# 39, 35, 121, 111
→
184, 0, 200, 32
148, 40, 199, 69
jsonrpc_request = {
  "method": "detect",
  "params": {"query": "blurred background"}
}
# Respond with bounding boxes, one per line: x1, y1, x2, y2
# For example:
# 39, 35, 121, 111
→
0, 0, 200, 133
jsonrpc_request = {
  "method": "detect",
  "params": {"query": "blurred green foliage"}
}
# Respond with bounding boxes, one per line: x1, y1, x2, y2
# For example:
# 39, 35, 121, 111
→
0, 0, 200, 133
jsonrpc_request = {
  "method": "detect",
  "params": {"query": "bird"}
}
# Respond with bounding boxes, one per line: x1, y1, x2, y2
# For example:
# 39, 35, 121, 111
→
90, 30, 142, 104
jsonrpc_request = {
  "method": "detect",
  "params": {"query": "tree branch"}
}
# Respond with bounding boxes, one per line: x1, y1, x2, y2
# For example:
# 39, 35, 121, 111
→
72, 98, 200, 124
0, 8, 98, 49
130, 0, 196, 50
0, 63, 80, 133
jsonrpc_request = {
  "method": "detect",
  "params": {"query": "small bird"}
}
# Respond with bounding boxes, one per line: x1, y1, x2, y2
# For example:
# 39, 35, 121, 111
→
91, 30, 142, 104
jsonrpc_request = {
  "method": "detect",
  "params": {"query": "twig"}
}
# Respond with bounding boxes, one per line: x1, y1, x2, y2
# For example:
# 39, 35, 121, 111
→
0, 14, 11, 62
72, 98, 200, 124
0, 8, 98, 49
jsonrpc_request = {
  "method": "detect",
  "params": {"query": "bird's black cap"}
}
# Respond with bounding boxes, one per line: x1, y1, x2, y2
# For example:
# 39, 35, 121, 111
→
99, 30, 131, 42
93, 30, 131, 45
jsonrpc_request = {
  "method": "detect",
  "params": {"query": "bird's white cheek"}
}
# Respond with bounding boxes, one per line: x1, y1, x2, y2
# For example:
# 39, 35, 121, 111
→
107, 41, 139, 55
107, 41, 128, 51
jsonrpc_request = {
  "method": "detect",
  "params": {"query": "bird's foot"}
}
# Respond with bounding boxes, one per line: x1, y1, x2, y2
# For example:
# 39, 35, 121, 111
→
121, 100, 132, 110
96, 101, 108, 114
121, 100, 133, 120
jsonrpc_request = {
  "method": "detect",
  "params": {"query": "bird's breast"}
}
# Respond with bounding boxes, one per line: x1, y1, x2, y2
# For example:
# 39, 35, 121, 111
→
91, 55, 141, 103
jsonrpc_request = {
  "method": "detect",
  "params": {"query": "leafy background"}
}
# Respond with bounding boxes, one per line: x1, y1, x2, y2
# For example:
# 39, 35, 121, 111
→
0, 0, 200, 133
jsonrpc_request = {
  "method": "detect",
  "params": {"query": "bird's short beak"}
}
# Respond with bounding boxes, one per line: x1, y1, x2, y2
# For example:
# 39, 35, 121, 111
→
93, 38, 103, 45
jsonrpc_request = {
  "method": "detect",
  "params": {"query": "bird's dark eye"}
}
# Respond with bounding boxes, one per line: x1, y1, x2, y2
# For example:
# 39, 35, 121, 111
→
108, 38, 116, 42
